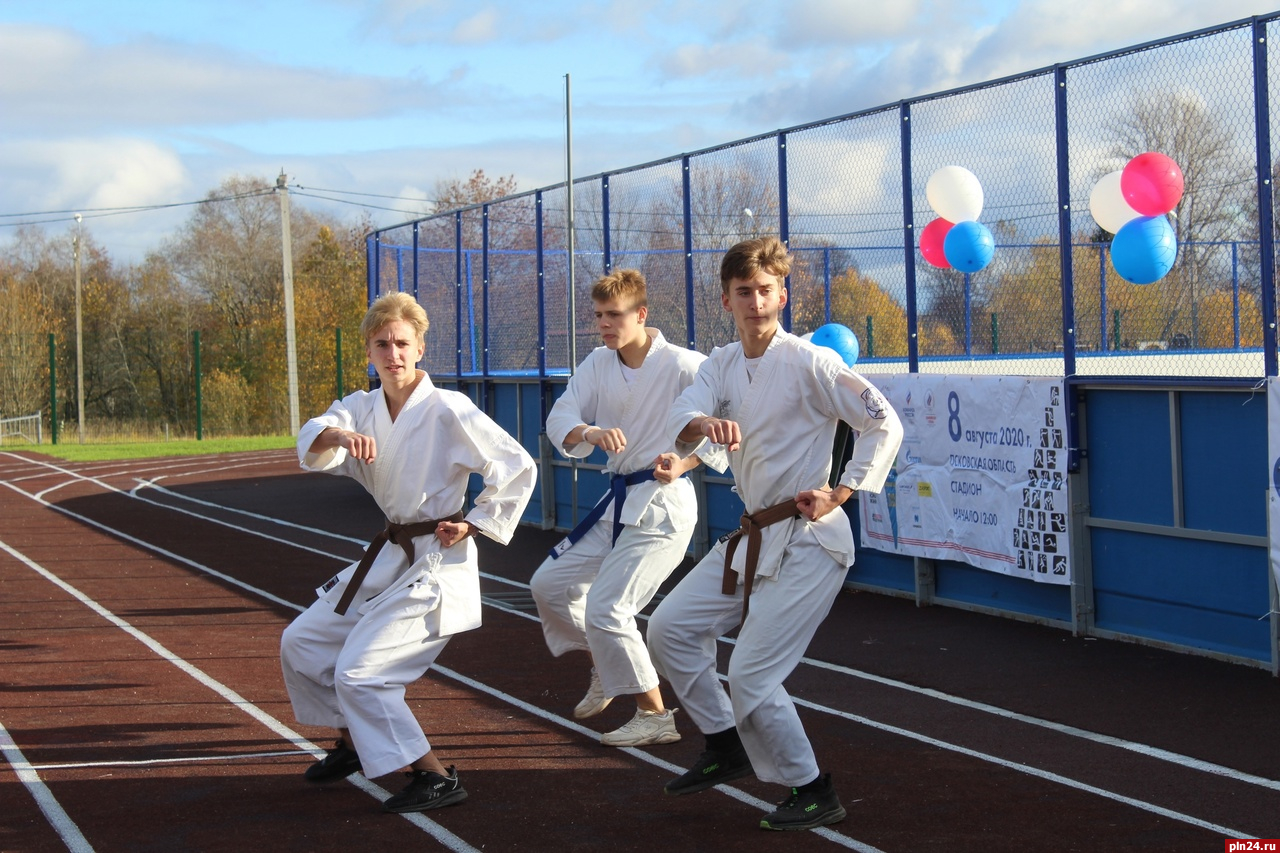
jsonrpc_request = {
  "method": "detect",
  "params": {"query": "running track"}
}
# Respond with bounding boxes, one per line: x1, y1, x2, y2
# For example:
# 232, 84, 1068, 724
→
1, 449, 1277, 852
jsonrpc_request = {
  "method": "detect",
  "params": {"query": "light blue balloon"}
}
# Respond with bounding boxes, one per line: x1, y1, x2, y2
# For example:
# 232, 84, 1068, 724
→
810, 323, 860, 366
1110, 215, 1177, 284
942, 220, 995, 273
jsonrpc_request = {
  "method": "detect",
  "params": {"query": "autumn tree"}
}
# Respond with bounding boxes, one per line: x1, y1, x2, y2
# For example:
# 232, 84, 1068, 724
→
0, 255, 52, 420
826, 268, 908, 358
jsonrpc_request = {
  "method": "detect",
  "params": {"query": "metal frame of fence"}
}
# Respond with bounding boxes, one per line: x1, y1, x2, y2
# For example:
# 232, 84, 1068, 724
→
0, 413, 42, 445
367, 14, 1280, 393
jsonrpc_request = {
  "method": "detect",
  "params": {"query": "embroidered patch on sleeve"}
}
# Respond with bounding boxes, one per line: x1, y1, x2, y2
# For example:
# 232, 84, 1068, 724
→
862, 388, 888, 419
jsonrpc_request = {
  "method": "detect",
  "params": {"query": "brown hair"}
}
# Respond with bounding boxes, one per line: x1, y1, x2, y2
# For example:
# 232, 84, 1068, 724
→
720, 236, 791, 293
360, 291, 429, 343
590, 268, 647, 307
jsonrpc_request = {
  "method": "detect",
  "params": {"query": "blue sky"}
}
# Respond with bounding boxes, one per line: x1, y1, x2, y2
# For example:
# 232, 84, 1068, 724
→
0, 0, 1271, 261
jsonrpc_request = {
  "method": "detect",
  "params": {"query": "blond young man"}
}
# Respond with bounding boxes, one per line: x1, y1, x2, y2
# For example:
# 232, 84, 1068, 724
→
650, 237, 902, 831
531, 269, 725, 747
280, 292, 536, 813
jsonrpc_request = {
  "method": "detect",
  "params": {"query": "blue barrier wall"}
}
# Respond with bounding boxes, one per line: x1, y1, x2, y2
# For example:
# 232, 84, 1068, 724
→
467, 376, 1275, 670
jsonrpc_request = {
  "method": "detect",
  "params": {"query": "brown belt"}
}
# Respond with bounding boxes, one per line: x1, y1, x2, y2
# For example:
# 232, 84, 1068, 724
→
721, 498, 801, 623
334, 511, 465, 615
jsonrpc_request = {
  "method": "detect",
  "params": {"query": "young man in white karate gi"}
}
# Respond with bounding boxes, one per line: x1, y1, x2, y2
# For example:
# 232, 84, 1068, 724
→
649, 237, 902, 831
280, 292, 536, 814
531, 269, 726, 747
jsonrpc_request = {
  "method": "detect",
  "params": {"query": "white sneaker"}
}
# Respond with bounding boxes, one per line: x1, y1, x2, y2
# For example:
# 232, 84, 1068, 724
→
573, 668, 612, 719
600, 708, 681, 747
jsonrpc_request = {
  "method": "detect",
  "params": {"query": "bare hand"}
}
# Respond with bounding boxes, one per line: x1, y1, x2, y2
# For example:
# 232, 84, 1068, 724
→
435, 520, 473, 548
700, 417, 741, 452
652, 452, 682, 484
795, 485, 848, 521
337, 430, 377, 464
585, 426, 627, 454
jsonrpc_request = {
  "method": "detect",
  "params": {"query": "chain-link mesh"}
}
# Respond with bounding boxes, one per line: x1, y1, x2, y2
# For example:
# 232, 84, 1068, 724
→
372, 15, 1279, 382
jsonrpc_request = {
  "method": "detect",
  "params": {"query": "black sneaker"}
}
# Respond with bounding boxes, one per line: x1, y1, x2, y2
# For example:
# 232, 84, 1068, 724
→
304, 740, 362, 784
759, 773, 846, 830
383, 766, 468, 813
663, 746, 753, 795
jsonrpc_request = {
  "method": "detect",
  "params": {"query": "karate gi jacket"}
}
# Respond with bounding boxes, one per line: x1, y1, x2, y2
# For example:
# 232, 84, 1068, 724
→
547, 329, 726, 534
298, 372, 537, 635
668, 329, 902, 582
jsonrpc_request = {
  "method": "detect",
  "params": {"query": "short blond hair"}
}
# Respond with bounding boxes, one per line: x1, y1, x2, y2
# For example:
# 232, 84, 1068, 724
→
720, 236, 791, 294
590, 268, 647, 308
361, 292, 429, 343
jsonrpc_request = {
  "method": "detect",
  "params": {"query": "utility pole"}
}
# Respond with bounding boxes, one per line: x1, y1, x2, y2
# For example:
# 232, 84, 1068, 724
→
565, 73, 576, 372
74, 213, 84, 444
276, 170, 300, 436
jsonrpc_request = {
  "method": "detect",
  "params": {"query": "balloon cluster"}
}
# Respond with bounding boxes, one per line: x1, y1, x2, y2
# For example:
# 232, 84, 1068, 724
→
920, 166, 994, 273
1088, 152, 1183, 284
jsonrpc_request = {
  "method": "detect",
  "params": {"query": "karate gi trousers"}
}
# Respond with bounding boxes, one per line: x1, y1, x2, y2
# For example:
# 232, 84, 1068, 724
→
280, 581, 450, 780
531, 516, 693, 697
648, 524, 846, 787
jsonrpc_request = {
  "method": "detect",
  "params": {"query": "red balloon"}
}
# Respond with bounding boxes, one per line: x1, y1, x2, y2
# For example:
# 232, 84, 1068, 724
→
920, 217, 954, 268
1121, 152, 1184, 216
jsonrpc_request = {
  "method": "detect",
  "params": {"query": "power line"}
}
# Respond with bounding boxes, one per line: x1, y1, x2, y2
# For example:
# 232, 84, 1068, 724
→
0, 189, 277, 229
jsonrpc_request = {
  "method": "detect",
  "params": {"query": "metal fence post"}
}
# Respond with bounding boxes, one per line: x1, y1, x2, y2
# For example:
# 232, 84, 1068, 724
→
48, 333, 57, 445
1253, 18, 1277, 377
899, 101, 919, 373
194, 329, 203, 441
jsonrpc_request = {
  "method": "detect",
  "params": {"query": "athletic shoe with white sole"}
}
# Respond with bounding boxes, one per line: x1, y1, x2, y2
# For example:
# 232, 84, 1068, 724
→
600, 708, 682, 747
382, 765, 468, 813
573, 668, 612, 719
759, 773, 847, 830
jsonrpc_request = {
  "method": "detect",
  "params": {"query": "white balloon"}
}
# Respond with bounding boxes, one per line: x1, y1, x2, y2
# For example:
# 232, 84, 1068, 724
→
926, 165, 984, 223
1089, 170, 1141, 234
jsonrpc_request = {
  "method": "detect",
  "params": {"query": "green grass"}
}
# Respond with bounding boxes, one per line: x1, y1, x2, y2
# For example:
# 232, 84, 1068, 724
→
9, 434, 297, 462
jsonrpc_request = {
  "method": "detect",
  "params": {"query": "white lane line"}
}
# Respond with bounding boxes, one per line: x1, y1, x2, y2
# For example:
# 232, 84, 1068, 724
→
0, 462, 885, 852
0, 536, 480, 853
2, 454, 1267, 840
32, 751, 303, 770
434, 664, 884, 853
130, 481, 365, 545
1, 480, 301, 611
14, 451, 1279, 798
0, 458, 351, 565
0, 720, 95, 853
791, 694, 1256, 839
476, 573, 1280, 796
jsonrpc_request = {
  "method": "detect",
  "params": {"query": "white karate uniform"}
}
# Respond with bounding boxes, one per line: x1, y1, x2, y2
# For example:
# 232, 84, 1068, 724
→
531, 329, 726, 697
280, 373, 536, 779
648, 330, 902, 786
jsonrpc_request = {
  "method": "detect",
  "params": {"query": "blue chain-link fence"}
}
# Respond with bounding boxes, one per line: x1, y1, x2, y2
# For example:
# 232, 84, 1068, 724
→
369, 13, 1280, 384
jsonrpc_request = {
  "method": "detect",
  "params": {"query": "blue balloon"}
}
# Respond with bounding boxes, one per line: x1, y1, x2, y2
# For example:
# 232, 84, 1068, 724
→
942, 220, 995, 273
1110, 215, 1177, 284
810, 323, 860, 366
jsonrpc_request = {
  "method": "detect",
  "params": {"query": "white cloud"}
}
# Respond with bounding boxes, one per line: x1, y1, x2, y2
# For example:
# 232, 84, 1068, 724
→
777, 0, 925, 48
0, 24, 447, 134
452, 8, 502, 43
655, 37, 792, 80
4, 137, 189, 212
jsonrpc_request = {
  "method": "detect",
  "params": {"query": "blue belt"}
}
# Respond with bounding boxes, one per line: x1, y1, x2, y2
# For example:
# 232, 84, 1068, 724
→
548, 469, 658, 559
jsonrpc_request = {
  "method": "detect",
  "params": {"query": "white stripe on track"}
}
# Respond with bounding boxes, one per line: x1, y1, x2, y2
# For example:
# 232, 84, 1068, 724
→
131, 481, 366, 545
0, 451, 1267, 842
32, 750, 303, 770
0, 535, 480, 853
0, 720, 95, 853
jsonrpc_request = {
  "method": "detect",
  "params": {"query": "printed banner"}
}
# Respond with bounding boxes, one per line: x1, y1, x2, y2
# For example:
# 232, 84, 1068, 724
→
1268, 378, 1280, 601
859, 374, 1070, 584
